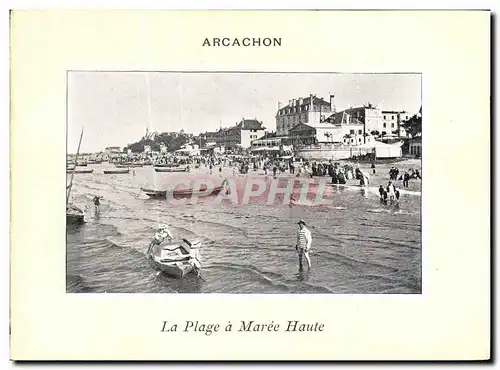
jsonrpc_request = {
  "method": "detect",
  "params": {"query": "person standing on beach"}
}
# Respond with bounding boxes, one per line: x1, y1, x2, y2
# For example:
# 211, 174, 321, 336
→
403, 171, 410, 188
296, 220, 312, 271
378, 185, 385, 200
387, 181, 396, 203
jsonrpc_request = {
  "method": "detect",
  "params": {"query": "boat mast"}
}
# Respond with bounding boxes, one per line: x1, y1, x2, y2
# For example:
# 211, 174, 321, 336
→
67, 127, 84, 204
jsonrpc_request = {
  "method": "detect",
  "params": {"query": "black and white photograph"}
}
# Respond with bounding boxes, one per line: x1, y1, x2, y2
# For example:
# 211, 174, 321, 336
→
66, 72, 422, 294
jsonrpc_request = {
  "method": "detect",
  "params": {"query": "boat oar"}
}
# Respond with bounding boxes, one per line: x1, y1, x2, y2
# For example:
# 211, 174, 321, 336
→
197, 274, 206, 282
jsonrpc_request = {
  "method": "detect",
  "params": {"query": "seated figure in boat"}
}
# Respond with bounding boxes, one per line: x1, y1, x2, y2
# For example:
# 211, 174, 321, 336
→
148, 223, 174, 253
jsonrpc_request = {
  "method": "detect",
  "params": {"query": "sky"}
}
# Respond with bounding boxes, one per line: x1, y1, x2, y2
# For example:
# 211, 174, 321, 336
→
68, 72, 421, 153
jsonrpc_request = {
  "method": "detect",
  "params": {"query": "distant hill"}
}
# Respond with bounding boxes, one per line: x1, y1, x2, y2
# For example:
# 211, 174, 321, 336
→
126, 131, 203, 153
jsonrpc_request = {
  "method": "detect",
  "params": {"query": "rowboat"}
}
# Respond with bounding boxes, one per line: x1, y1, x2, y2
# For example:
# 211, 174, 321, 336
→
155, 163, 181, 167
66, 204, 85, 224
115, 163, 143, 168
141, 185, 224, 199
141, 189, 167, 198
103, 169, 130, 174
66, 169, 94, 174
154, 167, 188, 173
148, 239, 201, 278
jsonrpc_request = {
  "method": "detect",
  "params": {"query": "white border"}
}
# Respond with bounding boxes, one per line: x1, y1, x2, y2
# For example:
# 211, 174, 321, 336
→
4, 2, 496, 368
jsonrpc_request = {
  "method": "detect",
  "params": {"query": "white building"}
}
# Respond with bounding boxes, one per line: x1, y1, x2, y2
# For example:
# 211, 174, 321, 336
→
203, 119, 266, 150
322, 110, 369, 145
175, 143, 201, 156
275, 94, 335, 136
327, 104, 417, 139
382, 110, 412, 137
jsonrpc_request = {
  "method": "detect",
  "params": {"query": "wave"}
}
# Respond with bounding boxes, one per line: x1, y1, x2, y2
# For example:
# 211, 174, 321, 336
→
204, 262, 334, 293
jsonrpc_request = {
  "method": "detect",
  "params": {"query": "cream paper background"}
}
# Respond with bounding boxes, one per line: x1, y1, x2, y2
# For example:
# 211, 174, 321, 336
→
10, 10, 490, 360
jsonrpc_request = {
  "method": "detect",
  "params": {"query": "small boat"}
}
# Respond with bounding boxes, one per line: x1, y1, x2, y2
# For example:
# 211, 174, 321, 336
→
103, 169, 130, 174
66, 204, 84, 224
66, 169, 94, 174
155, 163, 181, 167
141, 188, 167, 198
154, 167, 188, 173
148, 239, 201, 278
67, 128, 85, 225
115, 163, 143, 168
141, 185, 224, 199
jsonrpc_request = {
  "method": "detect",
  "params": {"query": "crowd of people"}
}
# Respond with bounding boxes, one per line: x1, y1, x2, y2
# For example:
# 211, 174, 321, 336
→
389, 166, 421, 187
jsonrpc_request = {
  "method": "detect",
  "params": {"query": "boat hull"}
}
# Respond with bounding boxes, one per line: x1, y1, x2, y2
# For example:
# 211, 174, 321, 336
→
150, 258, 194, 278
67, 213, 85, 224
141, 186, 223, 198
67, 169, 94, 174
115, 164, 143, 168
103, 169, 130, 174
148, 242, 199, 278
154, 167, 188, 173
66, 204, 85, 224
155, 163, 181, 167
141, 188, 167, 198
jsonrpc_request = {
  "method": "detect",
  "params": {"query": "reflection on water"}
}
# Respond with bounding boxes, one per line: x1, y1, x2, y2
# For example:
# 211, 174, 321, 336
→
67, 162, 422, 294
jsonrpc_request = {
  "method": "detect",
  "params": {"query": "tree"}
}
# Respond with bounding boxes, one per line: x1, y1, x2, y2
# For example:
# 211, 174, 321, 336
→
400, 114, 422, 138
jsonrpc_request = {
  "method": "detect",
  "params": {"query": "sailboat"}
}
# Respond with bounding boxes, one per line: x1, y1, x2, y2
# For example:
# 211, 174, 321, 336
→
66, 128, 85, 224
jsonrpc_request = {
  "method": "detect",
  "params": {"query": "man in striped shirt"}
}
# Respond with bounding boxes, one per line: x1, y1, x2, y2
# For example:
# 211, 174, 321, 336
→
296, 220, 312, 270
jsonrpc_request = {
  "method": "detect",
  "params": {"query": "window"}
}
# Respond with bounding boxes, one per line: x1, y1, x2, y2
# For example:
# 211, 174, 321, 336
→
391, 123, 395, 128
383, 123, 387, 128
350, 129, 355, 134
384, 115, 386, 119
359, 138, 362, 142
358, 130, 362, 134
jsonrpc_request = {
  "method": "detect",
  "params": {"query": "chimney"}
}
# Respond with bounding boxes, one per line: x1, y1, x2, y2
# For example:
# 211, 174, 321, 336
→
289, 99, 292, 106
292, 98, 296, 106
309, 94, 314, 110
278, 101, 282, 110
330, 94, 336, 113
299, 97, 304, 105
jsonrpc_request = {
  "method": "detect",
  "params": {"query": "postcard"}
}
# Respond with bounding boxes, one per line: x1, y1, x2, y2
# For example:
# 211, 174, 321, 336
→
10, 10, 490, 361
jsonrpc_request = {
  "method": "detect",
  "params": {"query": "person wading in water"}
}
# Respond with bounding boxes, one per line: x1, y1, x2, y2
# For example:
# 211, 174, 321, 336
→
93, 195, 103, 213
295, 220, 312, 271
